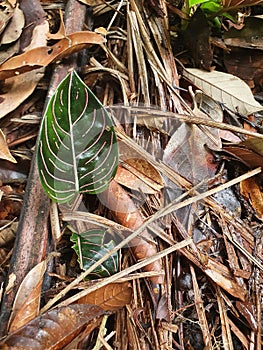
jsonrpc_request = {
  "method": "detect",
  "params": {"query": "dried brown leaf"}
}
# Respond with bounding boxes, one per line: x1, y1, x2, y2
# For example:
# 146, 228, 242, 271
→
0, 0, 14, 35
223, 145, 263, 168
0, 129, 16, 163
190, 265, 213, 348
115, 158, 163, 194
240, 177, 263, 220
242, 137, 263, 157
46, 9, 66, 40
0, 221, 18, 247
0, 4, 24, 45
98, 179, 164, 287
0, 31, 105, 80
77, 282, 132, 311
8, 259, 47, 332
0, 304, 107, 349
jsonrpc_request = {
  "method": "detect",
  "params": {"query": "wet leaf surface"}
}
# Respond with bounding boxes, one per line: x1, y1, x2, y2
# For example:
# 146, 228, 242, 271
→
0, 304, 108, 349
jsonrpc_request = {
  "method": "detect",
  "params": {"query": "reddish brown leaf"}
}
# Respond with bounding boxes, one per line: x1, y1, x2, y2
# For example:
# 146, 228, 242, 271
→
99, 180, 164, 289
77, 282, 132, 311
236, 301, 258, 332
223, 145, 263, 168
0, 31, 105, 80
0, 304, 107, 350
241, 137, 263, 158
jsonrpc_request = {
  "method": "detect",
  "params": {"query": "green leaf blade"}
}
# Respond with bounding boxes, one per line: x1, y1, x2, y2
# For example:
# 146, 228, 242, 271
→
37, 70, 119, 203
71, 229, 119, 279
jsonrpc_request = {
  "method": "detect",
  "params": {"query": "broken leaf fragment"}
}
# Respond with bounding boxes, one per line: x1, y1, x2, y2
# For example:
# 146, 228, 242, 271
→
0, 129, 16, 163
0, 31, 106, 80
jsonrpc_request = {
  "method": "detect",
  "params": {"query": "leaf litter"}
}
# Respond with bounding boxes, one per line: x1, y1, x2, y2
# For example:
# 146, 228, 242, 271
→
0, 0, 263, 349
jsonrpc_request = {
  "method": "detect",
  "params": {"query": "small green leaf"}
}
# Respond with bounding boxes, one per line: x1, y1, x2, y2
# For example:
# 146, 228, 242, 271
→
37, 70, 119, 203
71, 229, 118, 279
188, 0, 211, 7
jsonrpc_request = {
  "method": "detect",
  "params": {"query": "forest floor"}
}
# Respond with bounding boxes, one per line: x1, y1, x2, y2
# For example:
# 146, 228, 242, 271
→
0, 0, 262, 349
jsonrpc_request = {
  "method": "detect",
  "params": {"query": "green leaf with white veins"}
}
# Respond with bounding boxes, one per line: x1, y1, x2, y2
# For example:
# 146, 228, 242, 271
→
37, 70, 119, 203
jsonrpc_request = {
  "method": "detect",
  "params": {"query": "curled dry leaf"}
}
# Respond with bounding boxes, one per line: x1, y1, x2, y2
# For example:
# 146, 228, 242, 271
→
0, 31, 106, 80
98, 179, 164, 289
46, 9, 66, 40
0, 129, 16, 163
0, 4, 25, 45
77, 282, 132, 311
0, 304, 107, 350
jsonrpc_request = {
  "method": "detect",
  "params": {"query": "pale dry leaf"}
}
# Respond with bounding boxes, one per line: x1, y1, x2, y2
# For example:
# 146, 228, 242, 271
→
0, 40, 19, 65
0, 0, 14, 35
183, 68, 263, 115
0, 129, 16, 163
0, 68, 45, 119
0, 221, 18, 247
0, 17, 49, 119
78, 0, 105, 6
0, 4, 25, 45
115, 165, 162, 194
8, 259, 47, 332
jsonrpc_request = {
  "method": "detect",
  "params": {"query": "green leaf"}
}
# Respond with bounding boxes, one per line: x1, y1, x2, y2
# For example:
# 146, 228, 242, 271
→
37, 70, 119, 203
200, 1, 222, 13
70, 229, 119, 279
188, 0, 211, 7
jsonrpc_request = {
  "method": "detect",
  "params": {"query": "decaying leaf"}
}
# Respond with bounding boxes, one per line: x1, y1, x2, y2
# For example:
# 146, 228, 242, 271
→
0, 31, 105, 80
115, 156, 164, 194
98, 179, 164, 290
77, 282, 132, 311
242, 137, 263, 157
8, 259, 47, 332
0, 129, 16, 163
0, 304, 107, 349
46, 8, 66, 40
0, 221, 18, 247
0, 11, 49, 120
0, 40, 19, 65
0, 0, 14, 35
240, 177, 263, 220
224, 144, 263, 168
183, 68, 263, 115
115, 164, 161, 194
78, 0, 105, 6
0, 4, 24, 45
